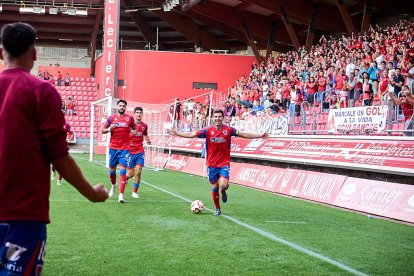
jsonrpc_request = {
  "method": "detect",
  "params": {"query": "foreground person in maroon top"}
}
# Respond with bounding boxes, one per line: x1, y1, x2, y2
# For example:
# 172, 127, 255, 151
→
0, 22, 108, 275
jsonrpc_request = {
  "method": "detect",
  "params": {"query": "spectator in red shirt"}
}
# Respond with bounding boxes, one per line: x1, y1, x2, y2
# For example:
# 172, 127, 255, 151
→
0, 22, 108, 275
389, 86, 414, 136
295, 89, 304, 116
57, 71, 63, 86
66, 96, 75, 116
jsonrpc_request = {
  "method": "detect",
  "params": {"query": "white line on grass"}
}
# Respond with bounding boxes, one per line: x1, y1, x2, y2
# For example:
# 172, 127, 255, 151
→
50, 199, 184, 203
265, 221, 306, 224
142, 180, 367, 276
73, 155, 367, 276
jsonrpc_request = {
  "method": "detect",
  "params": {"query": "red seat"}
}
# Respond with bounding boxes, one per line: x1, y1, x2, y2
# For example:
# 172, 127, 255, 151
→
75, 77, 79, 82
70, 77, 74, 82
80, 77, 85, 82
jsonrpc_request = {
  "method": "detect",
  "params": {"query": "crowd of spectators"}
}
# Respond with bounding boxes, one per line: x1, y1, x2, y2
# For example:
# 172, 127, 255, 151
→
227, 18, 414, 125
169, 96, 213, 131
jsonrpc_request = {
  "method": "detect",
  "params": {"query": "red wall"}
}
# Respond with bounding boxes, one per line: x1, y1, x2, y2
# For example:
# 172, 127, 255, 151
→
95, 50, 255, 103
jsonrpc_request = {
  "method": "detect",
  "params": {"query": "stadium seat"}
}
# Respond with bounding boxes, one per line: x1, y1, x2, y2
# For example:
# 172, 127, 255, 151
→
70, 77, 74, 82
75, 77, 79, 82
80, 77, 85, 82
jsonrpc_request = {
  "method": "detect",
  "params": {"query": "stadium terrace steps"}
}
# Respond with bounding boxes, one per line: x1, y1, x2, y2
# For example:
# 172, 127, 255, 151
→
54, 77, 98, 139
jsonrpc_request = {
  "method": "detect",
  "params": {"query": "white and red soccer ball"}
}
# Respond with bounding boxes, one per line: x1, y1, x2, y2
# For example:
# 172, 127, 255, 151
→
191, 200, 204, 213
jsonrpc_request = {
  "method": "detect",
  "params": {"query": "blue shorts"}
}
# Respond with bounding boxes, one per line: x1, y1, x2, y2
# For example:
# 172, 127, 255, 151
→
109, 148, 129, 168
208, 166, 230, 184
127, 152, 145, 169
0, 222, 46, 276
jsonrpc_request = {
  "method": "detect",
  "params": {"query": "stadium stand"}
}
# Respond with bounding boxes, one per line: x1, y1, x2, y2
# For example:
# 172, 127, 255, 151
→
225, 18, 414, 136
44, 71, 98, 140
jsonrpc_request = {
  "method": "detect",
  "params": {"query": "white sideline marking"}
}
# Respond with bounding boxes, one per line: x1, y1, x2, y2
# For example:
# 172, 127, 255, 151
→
50, 199, 183, 203
142, 181, 367, 276
265, 221, 306, 224
74, 155, 367, 276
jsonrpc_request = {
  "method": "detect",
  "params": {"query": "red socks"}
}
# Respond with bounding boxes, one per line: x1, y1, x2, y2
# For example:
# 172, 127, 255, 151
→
212, 188, 220, 209
119, 174, 127, 194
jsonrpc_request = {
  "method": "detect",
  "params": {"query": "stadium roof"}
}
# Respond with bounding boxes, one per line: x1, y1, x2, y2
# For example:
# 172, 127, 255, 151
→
0, 0, 412, 53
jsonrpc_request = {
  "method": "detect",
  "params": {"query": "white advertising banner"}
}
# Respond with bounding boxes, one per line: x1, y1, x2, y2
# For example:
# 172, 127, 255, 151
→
327, 106, 389, 133
229, 114, 289, 135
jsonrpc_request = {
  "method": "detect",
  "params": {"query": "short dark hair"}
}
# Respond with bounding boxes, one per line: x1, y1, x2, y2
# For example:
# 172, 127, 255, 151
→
0, 22, 36, 58
213, 109, 224, 116
117, 99, 127, 106
134, 107, 143, 113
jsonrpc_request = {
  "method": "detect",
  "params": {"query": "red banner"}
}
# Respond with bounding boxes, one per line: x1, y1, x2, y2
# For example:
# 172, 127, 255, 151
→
153, 136, 414, 175
334, 178, 414, 223
229, 163, 346, 204
101, 0, 120, 97
163, 155, 414, 223
165, 154, 205, 176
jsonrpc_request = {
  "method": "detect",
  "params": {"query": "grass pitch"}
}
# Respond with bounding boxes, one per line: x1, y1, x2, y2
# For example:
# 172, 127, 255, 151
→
44, 154, 414, 275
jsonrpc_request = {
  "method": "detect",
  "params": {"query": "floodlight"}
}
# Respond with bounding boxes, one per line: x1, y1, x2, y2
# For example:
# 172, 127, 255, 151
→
33, 6, 45, 14
68, 7, 76, 15
19, 7, 34, 14
49, 7, 58, 14
76, 9, 88, 16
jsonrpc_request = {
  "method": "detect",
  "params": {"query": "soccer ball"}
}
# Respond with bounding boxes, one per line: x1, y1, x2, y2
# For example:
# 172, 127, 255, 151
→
191, 200, 204, 214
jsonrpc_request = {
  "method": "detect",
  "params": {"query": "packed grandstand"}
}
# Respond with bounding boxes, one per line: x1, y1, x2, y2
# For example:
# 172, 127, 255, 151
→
33, 18, 414, 139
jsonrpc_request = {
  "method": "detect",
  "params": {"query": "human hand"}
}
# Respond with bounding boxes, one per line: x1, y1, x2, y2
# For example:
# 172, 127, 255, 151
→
261, 133, 269, 139
167, 129, 176, 136
89, 184, 108, 202
109, 123, 117, 131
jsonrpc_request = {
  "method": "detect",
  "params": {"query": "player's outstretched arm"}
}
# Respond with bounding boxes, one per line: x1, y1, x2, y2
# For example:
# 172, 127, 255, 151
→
167, 129, 197, 138
52, 155, 109, 202
238, 131, 269, 139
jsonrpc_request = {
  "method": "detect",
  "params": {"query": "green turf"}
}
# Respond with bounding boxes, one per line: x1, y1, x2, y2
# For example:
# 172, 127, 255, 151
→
44, 153, 414, 275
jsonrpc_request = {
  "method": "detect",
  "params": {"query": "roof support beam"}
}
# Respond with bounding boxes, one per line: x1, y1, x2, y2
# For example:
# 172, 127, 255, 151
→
335, 0, 356, 34
90, 0, 104, 77
306, 4, 319, 51
360, 0, 373, 34
151, 10, 228, 50
190, 1, 295, 51
182, 10, 267, 49
128, 12, 165, 50
266, 22, 277, 60
233, 1, 253, 13
279, 5, 300, 50
122, 0, 164, 49
243, 0, 346, 32
242, 22, 263, 64
182, 0, 203, 12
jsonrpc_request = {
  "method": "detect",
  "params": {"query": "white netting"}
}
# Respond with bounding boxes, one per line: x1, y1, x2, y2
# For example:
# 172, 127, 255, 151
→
89, 90, 217, 169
